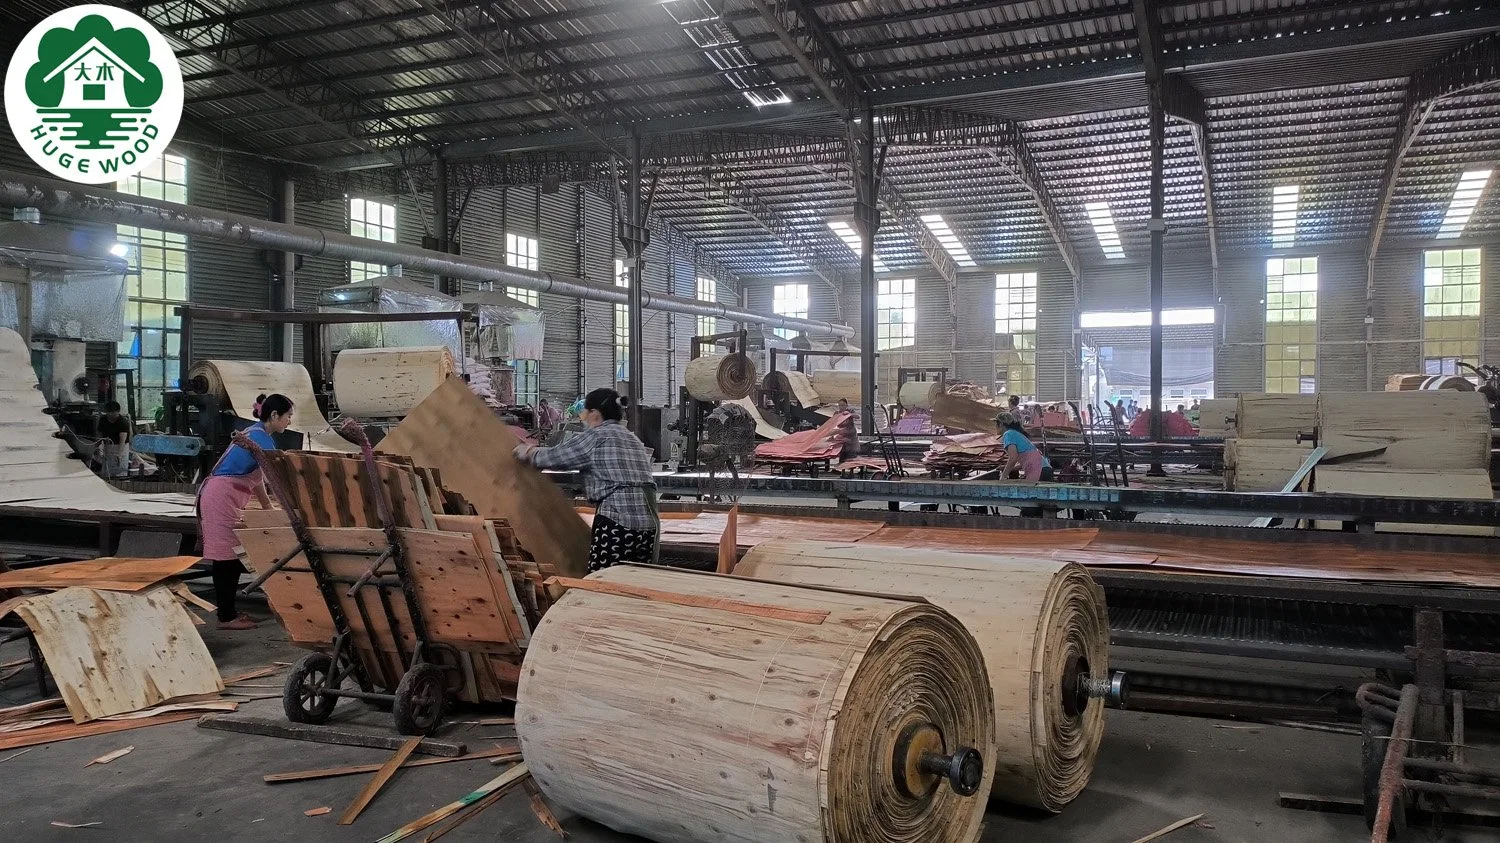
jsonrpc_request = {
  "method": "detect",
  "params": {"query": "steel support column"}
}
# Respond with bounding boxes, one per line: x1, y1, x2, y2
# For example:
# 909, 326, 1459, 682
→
1147, 80, 1167, 466
621, 133, 649, 432
853, 111, 880, 436
275, 174, 295, 363
433, 155, 450, 295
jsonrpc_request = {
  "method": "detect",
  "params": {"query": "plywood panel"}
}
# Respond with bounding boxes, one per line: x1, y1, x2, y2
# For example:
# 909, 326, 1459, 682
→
378, 377, 589, 578
2, 586, 222, 722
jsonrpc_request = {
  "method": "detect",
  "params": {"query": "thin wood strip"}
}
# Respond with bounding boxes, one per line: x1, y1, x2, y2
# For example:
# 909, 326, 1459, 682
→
0, 712, 199, 752
375, 762, 530, 843
339, 737, 423, 825
419, 780, 513, 842
264, 747, 519, 784
543, 576, 829, 625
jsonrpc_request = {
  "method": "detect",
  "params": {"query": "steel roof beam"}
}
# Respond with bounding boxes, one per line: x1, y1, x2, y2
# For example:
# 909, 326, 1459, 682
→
668, 174, 852, 312
986, 131, 1081, 283
406, 0, 625, 158
1135, 0, 1216, 280
744, 0, 865, 121
1368, 32, 1500, 260
144, 0, 430, 171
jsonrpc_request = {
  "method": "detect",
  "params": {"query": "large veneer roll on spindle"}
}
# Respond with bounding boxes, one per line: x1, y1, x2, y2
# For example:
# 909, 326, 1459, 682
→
684, 352, 758, 401
736, 540, 1113, 812
517, 565, 994, 843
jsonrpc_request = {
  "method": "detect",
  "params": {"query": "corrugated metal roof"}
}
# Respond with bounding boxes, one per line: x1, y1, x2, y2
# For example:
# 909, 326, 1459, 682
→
0, 0, 1494, 279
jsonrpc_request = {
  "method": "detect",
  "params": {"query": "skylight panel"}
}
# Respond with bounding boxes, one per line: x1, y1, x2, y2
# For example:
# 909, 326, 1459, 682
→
919, 214, 978, 267
1271, 184, 1299, 249
1084, 202, 1125, 260
1437, 170, 1492, 239
827, 220, 888, 271
662, 0, 791, 108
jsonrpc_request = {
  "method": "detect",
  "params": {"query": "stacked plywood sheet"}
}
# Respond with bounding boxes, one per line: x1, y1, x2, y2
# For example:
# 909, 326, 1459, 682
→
0, 328, 195, 515
923, 433, 1006, 472
932, 390, 1002, 433
1224, 439, 1314, 492
1312, 391, 1494, 535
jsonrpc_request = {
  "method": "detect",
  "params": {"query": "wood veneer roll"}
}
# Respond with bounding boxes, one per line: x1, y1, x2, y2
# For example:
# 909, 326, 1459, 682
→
518, 565, 994, 843
333, 346, 456, 418
899, 380, 940, 409
809, 368, 862, 402
685, 352, 758, 401
762, 369, 821, 407
736, 539, 1110, 812
185, 359, 354, 452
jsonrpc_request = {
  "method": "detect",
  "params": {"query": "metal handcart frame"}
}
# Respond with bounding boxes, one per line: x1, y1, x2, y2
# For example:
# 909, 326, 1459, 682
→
234, 420, 459, 735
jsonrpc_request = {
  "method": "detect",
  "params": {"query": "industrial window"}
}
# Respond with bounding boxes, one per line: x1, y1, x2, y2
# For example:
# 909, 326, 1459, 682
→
697, 277, 717, 338
506, 233, 540, 306
876, 277, 916, 350
1264, 256, 1318, 393
995, 272, 1038, 398
515, 360, 538, 408
116, 153, 188, 417
1422, 248, 1482, 375
615, 260, 630, 383
349, 198, 395, 282
772, 282, 808, 340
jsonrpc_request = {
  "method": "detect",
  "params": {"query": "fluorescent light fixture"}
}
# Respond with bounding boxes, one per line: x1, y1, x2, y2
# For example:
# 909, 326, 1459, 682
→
919, 214, 977, 267
1436, 169, 1492, 239
827, 220, 887, 271
1084, 201, 1126, 260
109, 242, 129, 257
1271, 184, 1299, 249
1079, 308, 1216, 329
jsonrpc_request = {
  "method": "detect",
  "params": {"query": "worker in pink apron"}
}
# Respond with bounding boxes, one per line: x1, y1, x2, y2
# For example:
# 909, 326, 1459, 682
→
197, 393, 294, 630
997, 411, 1053, 482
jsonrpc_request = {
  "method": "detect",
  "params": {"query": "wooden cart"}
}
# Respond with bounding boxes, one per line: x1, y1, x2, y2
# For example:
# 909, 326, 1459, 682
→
233, 422, 550, 734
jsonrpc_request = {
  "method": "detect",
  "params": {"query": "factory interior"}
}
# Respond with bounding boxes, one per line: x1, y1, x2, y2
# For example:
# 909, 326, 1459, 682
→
1, 0, 1499, 841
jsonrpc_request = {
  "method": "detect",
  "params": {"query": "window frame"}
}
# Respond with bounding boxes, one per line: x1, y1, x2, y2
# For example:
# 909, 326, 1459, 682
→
116, 153, 189, 417
1421, 247, 1482, 374
696, 276, 718, 339
772, 282, 809, 340
349, 197, 397, 282
506, 232, 540, 306
1264, 255, 1319, 393
876, 277, 916, 350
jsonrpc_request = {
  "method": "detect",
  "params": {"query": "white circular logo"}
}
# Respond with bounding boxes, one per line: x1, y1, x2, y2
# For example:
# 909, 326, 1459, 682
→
4, 4, 183, 184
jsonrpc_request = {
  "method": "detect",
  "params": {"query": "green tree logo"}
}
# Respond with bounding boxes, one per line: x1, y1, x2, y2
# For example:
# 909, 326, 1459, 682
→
6, 4, 183, 183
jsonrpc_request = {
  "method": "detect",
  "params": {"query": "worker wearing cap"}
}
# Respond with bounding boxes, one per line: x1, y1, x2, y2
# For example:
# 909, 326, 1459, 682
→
996, 411, 1053, 481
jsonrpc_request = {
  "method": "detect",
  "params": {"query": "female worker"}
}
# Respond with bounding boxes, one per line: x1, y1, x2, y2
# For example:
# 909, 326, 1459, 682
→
996, 411, 1054, 482
513, 388, 658, 571
198, 393, 294, 630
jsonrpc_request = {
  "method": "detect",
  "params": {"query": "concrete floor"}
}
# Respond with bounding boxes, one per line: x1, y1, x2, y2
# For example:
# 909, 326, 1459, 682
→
2, 619, 1496, 842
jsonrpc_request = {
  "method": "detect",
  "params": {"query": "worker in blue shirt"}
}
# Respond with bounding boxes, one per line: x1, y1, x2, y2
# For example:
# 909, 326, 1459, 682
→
198, 393, 294, 629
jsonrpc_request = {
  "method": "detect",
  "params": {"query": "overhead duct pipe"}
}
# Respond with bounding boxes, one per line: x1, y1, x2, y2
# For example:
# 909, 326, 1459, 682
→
0, 170, 855, 339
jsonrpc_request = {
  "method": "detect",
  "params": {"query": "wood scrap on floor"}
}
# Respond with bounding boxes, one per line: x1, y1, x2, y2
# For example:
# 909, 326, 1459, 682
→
1, 586, 222, 722
375, 761, 531, 843
523, 778, 568, 838
0, 747, 32, 764
50, 821, 103, 829
0, 556, 200, 592
197, 714, 467, 757
340, 737, 423, 825
84, 745, 133, 766
1130, 813, 1207, 843
264, 746, 519, 784
0, 711, 205, 752
304, 807, 332, 817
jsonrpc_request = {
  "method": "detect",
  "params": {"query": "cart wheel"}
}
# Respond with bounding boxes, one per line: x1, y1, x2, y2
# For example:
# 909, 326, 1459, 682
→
284, 653, 338, 724
1362, 714, 1406, 836
393, 663, 447, 736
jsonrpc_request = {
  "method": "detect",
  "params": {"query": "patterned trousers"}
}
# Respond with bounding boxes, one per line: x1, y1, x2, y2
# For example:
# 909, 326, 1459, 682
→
588, 514, 658, 572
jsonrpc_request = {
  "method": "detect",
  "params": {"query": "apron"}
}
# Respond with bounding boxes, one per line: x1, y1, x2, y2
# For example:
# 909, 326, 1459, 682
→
593, 481, 661, 565
196, 427, 265, 560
